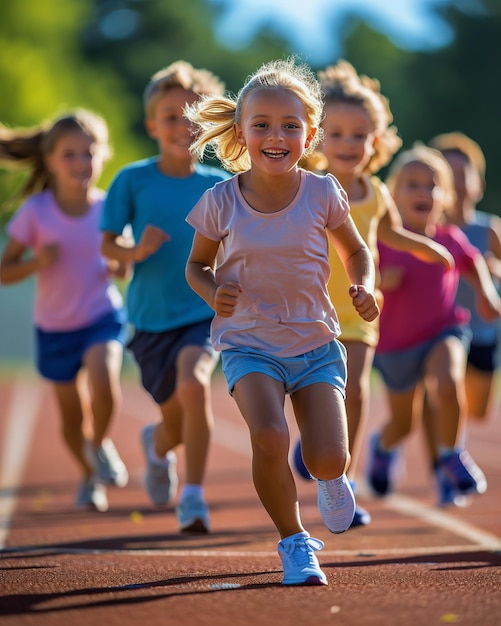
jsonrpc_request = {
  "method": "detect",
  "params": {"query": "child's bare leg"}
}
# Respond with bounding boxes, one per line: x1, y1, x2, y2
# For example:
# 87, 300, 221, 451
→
84, 341, 123, 446
425, 337, 467, 449
380, 387, 416, 449
292, 382, 350, 480
343, 341, 374, 476
232, 373, 305, 539
53, 381, 93, 478
174, 346, 217, 485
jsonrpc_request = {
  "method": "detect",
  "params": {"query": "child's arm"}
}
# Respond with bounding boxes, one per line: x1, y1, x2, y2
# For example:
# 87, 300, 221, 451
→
462, 253, 501, 321
186, 231, 241, 318
329, 215, 380, 322
485, 215, 501, 281
377, 191, 454, 269
0, 237, 58, 285
101, 224, 169, 264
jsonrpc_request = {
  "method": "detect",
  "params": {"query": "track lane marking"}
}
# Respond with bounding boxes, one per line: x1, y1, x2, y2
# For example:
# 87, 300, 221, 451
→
0, 376, 43, 549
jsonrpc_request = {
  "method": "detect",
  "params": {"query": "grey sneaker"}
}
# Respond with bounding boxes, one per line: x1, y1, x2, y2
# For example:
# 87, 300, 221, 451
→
75, 478, 108, 512
278, 532, 327, 586
176, 495, 210, 534
141, 424, 178, 506
92, 439, 129, 487
317, 474, 356, 533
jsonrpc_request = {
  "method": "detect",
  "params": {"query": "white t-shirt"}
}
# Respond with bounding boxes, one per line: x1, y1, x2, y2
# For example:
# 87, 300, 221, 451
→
186, 169, 350, 357
7, 188, 123, 332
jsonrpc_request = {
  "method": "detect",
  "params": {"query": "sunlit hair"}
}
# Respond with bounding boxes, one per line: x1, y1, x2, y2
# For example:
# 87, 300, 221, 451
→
0, 109, 110, 199
385, 143, 456, 212
143, 60, 225, 118
429, 131, 486, 184
307, 60, 401, 174
185, 57, 324, 173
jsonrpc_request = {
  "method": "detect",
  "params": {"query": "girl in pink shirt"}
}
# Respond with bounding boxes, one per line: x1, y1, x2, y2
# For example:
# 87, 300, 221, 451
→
368, 145, 501, 504
0, 110, 128, 512
185, 58, 379, 586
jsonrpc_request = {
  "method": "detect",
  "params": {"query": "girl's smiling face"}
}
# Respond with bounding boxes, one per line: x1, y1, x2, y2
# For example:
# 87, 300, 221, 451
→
234, 86, 316, 177
45, 131, 103, 192
320, 102, 376, 176
392, 161, 446, 234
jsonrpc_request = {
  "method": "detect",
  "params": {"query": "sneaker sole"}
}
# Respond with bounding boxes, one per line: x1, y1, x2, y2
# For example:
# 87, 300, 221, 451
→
282, 575, 328, 586
180, 518, 209, 534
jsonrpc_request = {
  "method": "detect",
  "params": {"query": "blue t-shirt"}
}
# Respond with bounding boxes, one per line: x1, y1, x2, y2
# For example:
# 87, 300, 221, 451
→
101, 157, 230, 332
457, 211, 501, 346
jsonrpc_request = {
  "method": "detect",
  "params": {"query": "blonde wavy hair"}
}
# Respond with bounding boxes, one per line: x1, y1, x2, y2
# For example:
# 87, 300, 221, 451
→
185, 57, 324, 173
429, 131, 486, 185
143, 60, 225, 119
306, 60, 401, 174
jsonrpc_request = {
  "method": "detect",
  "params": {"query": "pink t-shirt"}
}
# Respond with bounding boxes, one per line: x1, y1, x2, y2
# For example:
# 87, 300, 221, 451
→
7, 189, 123, 332
376, 223, 480, 352
186, 170, 350, 358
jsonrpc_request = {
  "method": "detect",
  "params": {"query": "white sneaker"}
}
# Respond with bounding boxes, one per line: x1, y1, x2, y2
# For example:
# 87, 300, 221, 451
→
92, 439, 129, 487
141, 424, 178, 506
317, 474, 356, 533
278, 532, 327, 586
75, 479, 108, 512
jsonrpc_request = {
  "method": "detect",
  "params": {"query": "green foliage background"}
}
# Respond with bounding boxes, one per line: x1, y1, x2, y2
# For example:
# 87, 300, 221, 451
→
1, 0, 500, 216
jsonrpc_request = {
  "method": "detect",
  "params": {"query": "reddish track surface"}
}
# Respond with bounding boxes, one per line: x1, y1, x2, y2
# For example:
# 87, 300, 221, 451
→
1, 367, 500, 626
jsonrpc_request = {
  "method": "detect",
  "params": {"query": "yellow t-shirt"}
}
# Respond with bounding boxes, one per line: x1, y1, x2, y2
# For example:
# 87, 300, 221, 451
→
328, 175, 386, 347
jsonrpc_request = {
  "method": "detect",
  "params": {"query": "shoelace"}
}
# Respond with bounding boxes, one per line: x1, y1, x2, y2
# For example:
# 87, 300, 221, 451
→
318, 478, 345, 510
283, 537, 324, 567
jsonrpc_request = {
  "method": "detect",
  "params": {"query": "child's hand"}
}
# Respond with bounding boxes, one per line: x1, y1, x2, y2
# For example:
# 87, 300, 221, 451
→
107, 259, 132, 280
37, 243, 59, 269
214, 282, 242, 317
136, 225, 170, 261
349, 285, 380, 322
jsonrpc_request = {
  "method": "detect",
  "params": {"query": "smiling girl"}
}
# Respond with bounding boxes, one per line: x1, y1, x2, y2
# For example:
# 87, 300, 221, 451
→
184, 58, 380, 586
0, 110, 128, 511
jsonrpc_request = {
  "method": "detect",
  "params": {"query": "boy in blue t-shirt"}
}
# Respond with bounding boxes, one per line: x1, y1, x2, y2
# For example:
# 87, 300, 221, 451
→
101, 60, 230, 533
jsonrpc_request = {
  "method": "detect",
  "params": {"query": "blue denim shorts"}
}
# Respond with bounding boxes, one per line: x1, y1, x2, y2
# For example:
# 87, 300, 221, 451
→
127, 318, 217, 404
221, 340, 347, 397
373, 325, 471, 392
36, 309, 127, 382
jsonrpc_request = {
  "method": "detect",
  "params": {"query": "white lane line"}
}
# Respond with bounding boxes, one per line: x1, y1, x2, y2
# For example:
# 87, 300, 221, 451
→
213, 414, 501, 551
0, 376, 43, 549
382, 493, 501, 550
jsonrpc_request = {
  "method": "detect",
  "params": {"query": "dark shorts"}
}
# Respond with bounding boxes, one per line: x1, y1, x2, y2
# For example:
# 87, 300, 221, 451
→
36, 309, 127, 382
127, 318, 217, 405
468, 342, 499, 373
374, 325, 471, 392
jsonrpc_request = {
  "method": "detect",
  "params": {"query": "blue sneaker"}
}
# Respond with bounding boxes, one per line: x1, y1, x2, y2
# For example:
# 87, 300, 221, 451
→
292, 438, 313, 480
91, 439, 129, 488
367, 433, 397, 496
348, 481, 371, 529
278, 532, 327, 586
176, 495, 210, 534
75, 478, 108, 512
437, 450, 487, 496
141, 424, 178, 506
317, 474, 356, 533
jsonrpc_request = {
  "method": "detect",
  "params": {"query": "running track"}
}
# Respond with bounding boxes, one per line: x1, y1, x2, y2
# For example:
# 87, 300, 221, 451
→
0, 366, 500, 626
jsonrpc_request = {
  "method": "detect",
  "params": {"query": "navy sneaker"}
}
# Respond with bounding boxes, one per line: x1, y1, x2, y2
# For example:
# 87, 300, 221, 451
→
292, 438, 313, 480
438, 450, 487, 496
366, 433, 397, 496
